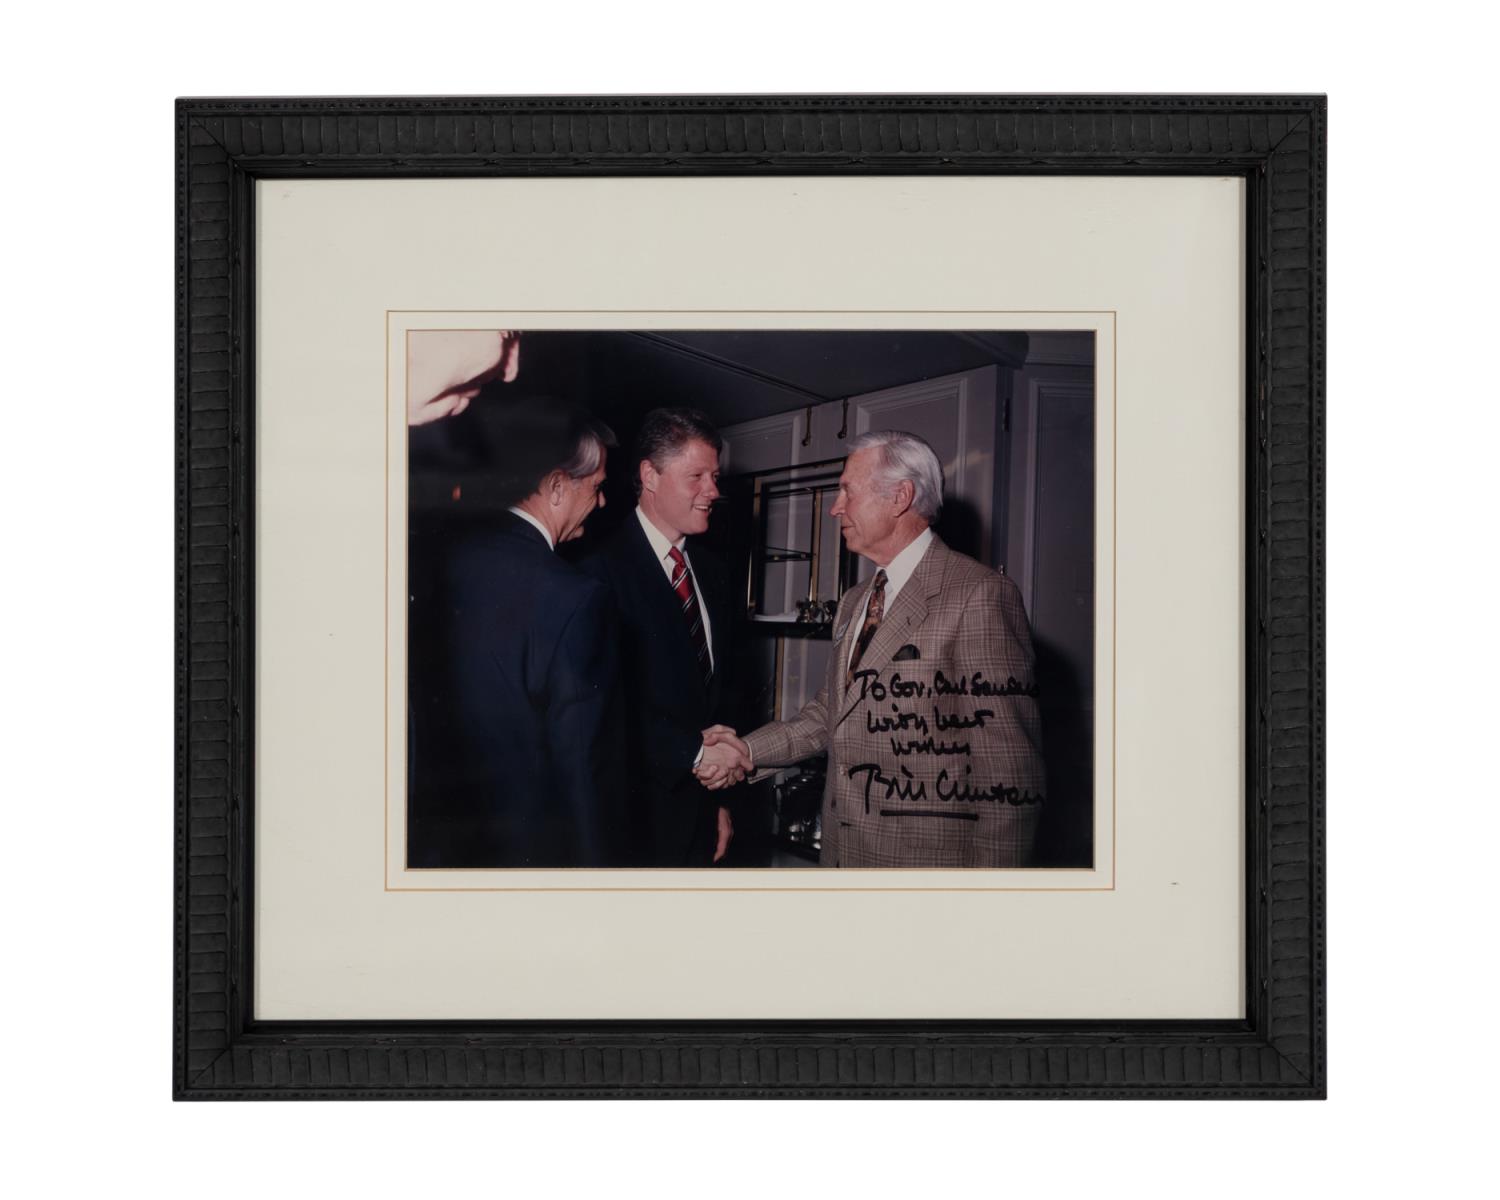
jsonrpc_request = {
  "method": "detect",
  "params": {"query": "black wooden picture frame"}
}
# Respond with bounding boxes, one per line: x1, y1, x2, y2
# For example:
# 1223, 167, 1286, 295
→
175, 94, 1325, 1099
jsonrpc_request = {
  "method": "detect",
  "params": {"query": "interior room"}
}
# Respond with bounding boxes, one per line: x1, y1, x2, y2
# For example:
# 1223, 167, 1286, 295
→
409, 329, 1095, 868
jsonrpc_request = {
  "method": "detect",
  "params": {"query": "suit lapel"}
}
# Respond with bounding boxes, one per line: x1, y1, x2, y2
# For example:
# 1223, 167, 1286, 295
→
834, 537, 945, 727
691, 541, 729, 662
828, 579, 869, 709
690, 540, 730, 709
625, 517, 713, 705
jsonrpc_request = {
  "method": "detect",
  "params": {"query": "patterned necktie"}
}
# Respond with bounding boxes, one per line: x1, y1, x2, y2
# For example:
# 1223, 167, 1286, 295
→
667, 546, 713, 688
845, 569, 887, 687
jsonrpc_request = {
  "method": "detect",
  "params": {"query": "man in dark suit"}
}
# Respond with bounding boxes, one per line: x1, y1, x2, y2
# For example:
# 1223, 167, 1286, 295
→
408, 401, 624, 868
585, 409, 738, 867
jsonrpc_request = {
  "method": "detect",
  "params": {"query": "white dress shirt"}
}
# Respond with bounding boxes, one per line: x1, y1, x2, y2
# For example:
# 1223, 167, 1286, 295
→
507, 505, 554, 551
847, 526, 934, 667
635, 506, 714, 669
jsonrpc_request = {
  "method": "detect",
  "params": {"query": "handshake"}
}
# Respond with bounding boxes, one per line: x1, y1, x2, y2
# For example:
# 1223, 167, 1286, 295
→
695, 725, 753, 790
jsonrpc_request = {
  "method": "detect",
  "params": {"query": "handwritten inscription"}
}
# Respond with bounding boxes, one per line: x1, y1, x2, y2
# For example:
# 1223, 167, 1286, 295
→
866, 705, 996, 741
845, 666, 1044, 816
849, 669, 928, 703
891, 736, 971, 758
933, 670, 1039, 698
866, 707, 929, 736
934, 709, 994, 732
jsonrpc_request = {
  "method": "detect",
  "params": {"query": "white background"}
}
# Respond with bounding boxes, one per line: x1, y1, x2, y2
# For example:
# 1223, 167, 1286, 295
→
5, 2, 1493, 1197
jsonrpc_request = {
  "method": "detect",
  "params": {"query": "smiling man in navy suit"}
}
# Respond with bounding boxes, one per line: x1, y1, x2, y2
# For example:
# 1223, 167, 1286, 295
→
586, 409, 738, 867
408, 400, 625, 868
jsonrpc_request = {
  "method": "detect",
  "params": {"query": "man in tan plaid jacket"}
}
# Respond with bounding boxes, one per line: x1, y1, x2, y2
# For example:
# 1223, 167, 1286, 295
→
700, 430, 1046, 868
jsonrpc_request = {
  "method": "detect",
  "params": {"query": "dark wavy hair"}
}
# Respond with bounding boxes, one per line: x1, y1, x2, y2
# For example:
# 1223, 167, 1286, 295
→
632, 408, 723, 496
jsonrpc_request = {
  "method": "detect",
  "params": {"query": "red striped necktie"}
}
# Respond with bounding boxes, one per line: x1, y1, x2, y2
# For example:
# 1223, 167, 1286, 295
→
667, 546, 713, 687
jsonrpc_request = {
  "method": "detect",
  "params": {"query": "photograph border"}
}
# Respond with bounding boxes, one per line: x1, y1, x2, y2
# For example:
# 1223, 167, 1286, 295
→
175, 94, 1324, 1098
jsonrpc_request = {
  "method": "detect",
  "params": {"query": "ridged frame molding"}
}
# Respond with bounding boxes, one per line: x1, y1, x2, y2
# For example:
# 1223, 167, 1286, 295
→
176, 95, 1324, 1099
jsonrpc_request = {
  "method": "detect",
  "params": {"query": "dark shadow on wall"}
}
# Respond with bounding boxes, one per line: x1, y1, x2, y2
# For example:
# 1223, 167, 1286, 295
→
933, 497, 982, 565
1032, 634, 1094, 868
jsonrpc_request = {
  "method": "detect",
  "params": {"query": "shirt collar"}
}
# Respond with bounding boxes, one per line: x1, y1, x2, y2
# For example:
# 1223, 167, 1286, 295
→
507, 505, 554, 551
635, 506, 686, 563
875, 526, 934, 602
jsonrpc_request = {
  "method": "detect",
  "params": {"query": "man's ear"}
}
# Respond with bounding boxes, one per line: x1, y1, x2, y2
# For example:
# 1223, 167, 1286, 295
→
893, 478, 916, 516
639, 458, 658, 495
544, 469, 567, 505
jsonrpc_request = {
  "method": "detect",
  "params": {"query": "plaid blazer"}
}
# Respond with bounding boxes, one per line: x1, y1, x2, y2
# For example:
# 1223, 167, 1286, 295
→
743, 535, 1045, 868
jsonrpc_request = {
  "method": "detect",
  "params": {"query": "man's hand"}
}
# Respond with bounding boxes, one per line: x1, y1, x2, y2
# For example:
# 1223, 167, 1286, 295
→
695, 725, 752, 790
712, 805, 734, 863
407, 330, 522, 426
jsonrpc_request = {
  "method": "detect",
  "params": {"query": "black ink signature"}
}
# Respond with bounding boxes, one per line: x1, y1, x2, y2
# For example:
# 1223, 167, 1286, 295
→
878, 809, 979, 821
847, 763, 928, 813
935, 766, 1045, 806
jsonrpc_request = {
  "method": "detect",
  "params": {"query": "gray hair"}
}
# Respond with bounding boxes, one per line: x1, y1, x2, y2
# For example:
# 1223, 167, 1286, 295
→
559, 414, 617, 481
848, 430, 944, 523
487, 399, 616, 507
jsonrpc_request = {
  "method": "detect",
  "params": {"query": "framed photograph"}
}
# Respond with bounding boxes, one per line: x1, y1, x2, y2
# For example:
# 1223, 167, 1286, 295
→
176, 94, 1324, 1097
